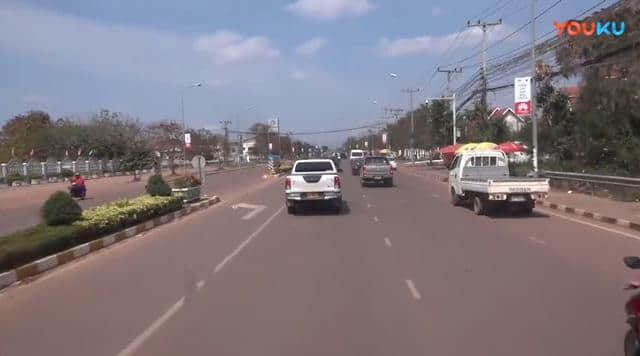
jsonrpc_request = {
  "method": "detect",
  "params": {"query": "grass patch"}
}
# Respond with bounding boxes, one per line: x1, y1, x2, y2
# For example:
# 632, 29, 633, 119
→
0, 195, 183, 273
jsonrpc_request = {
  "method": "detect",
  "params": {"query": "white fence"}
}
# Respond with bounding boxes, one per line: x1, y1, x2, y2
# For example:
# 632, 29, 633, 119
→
1, 159, 122, 180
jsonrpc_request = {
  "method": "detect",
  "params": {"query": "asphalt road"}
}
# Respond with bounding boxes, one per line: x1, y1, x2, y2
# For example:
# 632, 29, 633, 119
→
0, 165, 636, 355
0, 166, 264, 237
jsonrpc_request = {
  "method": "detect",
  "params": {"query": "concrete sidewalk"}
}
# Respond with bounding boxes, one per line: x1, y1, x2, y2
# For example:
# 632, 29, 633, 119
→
402, 165, 640, 231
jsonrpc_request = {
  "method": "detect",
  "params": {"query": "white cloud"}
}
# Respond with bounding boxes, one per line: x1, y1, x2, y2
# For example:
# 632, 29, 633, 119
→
0, 2, 281, 86
378, 25, 518, 58
193, 31, 280, 64
431, 6, 443, 16
295, 37, 329, 56
285, 0, 376, 20
291, 69, 307, 80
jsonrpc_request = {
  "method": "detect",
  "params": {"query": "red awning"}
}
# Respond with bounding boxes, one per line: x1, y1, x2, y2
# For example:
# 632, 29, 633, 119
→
498, 141, 527, 154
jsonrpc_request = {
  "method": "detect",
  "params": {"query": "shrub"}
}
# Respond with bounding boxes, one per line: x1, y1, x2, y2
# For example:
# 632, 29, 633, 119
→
28, 173, 43, 181
173, 175, 202, 188
1, 195, 183, 272
60, 169, 74, 178
40, 191, 82, 226
5, 172, 24, 185
0, 224, 83, 272
146, 174, 171, 197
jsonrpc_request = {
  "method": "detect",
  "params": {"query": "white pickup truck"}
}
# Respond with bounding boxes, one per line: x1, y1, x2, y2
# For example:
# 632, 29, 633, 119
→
285, 159, 342, 214
448, 151, 549, 215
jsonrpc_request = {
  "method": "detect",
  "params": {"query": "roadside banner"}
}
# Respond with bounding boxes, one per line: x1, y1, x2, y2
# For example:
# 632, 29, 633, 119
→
514, 77, 532, 116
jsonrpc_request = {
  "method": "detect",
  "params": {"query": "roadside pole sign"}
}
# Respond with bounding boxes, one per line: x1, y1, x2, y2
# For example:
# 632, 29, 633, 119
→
514, 77, 532, 116
382, 133, 388, 145
185, 133, 192, 149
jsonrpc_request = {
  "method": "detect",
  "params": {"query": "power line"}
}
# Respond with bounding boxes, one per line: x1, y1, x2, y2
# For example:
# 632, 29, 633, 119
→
444, 0, 563, 68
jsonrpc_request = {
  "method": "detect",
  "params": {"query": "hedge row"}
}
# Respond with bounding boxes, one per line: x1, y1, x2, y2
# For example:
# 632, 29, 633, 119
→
0, 195, 183, 272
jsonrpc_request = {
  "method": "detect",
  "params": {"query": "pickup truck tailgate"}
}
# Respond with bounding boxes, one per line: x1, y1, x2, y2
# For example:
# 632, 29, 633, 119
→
290, 174, 337, 192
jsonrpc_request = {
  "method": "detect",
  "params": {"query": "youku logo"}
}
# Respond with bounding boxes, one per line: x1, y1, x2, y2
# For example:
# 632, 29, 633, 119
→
554, 20, 626, 37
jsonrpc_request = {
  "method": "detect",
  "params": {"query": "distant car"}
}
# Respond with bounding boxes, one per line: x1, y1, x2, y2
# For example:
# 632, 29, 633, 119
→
284, 159, 342, 214
361, 156, 393, 187
350, 149, 365, 175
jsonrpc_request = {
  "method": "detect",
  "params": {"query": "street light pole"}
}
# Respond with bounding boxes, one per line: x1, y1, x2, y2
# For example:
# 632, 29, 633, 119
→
180, 82, 202, 176
402, 88, 420, 163
425, 95, 457, 145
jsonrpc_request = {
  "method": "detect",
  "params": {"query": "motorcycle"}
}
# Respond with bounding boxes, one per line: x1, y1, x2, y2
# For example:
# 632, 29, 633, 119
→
623, 256, 640, 356
69, 182, 87, 200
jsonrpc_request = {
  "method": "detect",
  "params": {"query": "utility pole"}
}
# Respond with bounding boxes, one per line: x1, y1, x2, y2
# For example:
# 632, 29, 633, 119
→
219, 120, 232, 161
437, 67, 463, 95
530, 0, 539, 173
277, 117, 281, 156
467, 19, 502, 118
402, 88, 420, 163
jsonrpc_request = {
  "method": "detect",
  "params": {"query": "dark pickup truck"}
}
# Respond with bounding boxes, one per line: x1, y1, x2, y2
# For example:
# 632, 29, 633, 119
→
360, 156, 393, 187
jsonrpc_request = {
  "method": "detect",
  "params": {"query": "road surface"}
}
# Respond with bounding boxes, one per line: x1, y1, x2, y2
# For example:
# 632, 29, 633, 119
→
0, 166, 633, 355
0, 166, 264, 237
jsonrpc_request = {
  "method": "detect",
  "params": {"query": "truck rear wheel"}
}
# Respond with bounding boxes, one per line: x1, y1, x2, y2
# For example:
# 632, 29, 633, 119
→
523, 201, 534, 215
473, 196, 486, 215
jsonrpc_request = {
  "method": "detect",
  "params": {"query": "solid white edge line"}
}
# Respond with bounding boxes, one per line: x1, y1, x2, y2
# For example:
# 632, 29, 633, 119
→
214, 206, 284, 274
117, 296, 186, 356
405, 279, 421, 300
541, 208, 640, 241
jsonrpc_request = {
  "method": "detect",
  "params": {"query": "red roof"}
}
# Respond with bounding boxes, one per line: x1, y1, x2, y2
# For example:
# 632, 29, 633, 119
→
560, 86, 581, 98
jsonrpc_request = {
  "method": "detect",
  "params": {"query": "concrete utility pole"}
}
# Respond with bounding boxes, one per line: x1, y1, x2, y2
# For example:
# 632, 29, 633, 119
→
219, 120, 232, 161
437, 67, 463, 95
402, 88, 420, 163
467, 19, 502, 118
530, 0, 539, 173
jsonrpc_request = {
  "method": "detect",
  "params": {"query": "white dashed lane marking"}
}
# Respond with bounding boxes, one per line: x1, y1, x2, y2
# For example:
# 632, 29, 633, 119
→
405, 279, 421, 300
384, 238, 392, 247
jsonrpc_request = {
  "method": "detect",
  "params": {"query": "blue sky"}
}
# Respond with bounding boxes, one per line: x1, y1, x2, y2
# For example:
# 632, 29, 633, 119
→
0, 0, 611, 146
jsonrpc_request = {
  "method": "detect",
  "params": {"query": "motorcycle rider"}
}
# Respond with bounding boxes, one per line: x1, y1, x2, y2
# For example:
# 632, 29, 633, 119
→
70, 173, 86, 199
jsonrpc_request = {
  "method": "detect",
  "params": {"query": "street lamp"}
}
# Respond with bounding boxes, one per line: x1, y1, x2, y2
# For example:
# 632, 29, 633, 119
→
389, 73, 398, 78
235, 105, 256, 164
181, 82, 202, 175
425, 93, 457, 145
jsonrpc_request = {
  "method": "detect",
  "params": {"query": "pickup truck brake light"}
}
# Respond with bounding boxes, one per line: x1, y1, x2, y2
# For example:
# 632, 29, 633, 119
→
334, 176, 341, 189
285, 177, 291, 190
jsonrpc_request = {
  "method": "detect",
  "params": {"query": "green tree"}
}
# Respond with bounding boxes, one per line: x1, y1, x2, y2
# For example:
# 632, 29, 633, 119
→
1, 111, 52, 161
120, 136, 155, 181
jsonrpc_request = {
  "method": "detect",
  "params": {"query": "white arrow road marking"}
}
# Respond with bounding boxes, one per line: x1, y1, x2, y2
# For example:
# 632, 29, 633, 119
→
231, 203, 267, 220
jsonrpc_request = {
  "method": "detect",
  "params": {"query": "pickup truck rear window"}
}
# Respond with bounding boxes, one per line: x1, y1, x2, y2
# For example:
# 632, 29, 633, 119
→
364, 157, 389, 165
351, 152, 363, 157
294, 162, 334, 172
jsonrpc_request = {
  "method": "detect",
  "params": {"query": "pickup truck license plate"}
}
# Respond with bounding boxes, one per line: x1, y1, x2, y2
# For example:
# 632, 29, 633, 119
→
510, 195, 526, 202
306, 192, 322, 199
374, 176, 382, 180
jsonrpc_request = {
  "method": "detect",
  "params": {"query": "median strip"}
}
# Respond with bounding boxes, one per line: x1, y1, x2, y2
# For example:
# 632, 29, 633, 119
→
0, 196, 220, 291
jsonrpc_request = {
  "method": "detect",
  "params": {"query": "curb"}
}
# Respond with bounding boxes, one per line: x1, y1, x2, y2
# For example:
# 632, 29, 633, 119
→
535, 200, 640, 232
0, 196, 221, 291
